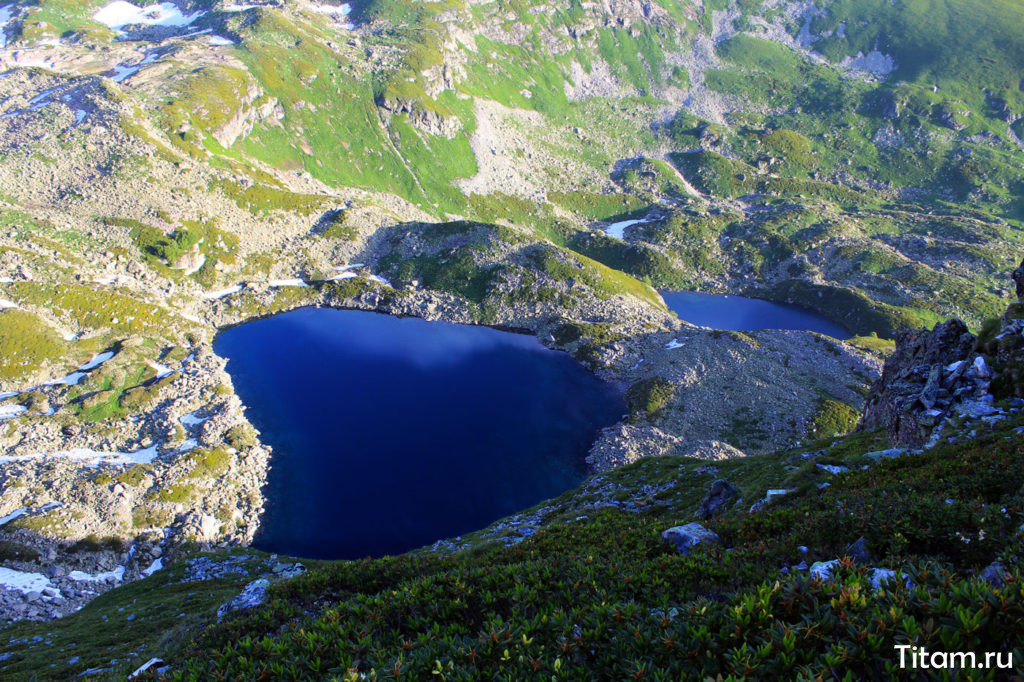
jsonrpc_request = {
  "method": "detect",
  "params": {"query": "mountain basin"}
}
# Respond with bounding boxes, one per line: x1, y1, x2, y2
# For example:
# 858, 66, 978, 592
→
214, 307, 626, 560
661, 290, 851, 338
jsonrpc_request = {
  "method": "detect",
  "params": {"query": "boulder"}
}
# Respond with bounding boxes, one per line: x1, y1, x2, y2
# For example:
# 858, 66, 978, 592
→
217, 578, 270, 620
980, 561, 1005, 586
695, 479, 738, 520
845, 537, 872, 564
661, 523, 720, 555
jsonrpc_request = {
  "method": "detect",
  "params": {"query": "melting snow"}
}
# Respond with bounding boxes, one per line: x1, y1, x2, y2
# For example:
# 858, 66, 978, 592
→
147, 360, 173, 379
176, 438, 198, 453
110, 65, 140, 83
93, 2, 205, 31
0, 391, 18, 400
327, 271, 358, 281
604, 215, 658, 240
78, 351, 114, 371
269, 279, 309, 288
0, 567, 55, 595
44, 371, 88, 386
0, 507, 27, 526
310, 2, 354, 29
203, 284, 244, 299
67, 565, 125, 583
180, 410, 207, 427
142, 557, 163, 577
209, 35, 234, 46
0, 445, 161, 467
0, 298, 19, 309
0, 4, 14, 49
74, 109, 88, 124
368, 274, 390, 286
0, 404, 27, 420
665, 339, 685, 350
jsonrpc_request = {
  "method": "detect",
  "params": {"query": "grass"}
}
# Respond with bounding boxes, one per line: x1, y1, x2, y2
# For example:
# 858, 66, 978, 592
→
0, 309, 66, 382
0, 551, 276, 681
20, 412, 1019, 680
625, 376, 675, 422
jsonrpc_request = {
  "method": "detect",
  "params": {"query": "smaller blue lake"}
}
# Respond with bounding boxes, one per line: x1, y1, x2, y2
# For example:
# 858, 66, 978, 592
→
661, 291, 850, 338
215, 308, 625, 560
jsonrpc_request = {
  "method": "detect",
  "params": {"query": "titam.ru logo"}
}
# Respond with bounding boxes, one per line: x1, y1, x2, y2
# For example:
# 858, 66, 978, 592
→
896, 645, 1014, 672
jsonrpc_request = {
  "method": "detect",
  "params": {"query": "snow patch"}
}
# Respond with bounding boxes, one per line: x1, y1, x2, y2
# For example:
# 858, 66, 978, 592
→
0, 298, 19, 309
44, 371, 88, 386
0, 404, 27, 420
93, 2, 205, 31
311, 2, 353, 28
0, 445, 161, 467
180, 410, 207, 427
209, 35, 234, 46
604, 215, 658, 240
176, 438, 198, 453
203, 284, 244, 299
0, 567, 55, 595
0, 4, 15, 49
0, 507, 27, 526
147, 360, 173, 379
269, 279, 309, 288
78, 351, 114, 371
110, 65, 139, 83
67, 565, 125, 583
665, 339, 685, 350
141, 558, 163, 577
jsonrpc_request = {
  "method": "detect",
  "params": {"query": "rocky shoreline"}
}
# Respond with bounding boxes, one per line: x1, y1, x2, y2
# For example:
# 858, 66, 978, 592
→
0, 269, 884, 622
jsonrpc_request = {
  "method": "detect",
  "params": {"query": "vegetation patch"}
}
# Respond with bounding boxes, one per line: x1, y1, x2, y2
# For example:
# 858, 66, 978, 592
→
625, 376, 675, 422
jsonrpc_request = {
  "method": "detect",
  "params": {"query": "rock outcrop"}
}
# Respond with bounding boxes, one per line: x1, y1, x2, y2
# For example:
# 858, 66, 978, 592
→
859, 318, 978, 445
860, 263, 1024, 445
695, 479, 737, 520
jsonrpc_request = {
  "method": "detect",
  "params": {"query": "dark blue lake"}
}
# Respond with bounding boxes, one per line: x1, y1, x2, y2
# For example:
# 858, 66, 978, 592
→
215, 307, 625, 560
661, 291, 850, 338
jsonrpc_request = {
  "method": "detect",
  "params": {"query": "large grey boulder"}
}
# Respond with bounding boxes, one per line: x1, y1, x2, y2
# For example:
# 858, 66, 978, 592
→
662, 523, 720, 555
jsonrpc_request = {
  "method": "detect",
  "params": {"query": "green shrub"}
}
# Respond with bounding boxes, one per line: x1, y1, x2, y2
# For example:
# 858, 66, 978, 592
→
626, 376, 675, 422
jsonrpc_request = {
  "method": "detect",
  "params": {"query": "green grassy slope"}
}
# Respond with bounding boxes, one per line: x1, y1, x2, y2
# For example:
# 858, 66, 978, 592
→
5, 413, 1022, 679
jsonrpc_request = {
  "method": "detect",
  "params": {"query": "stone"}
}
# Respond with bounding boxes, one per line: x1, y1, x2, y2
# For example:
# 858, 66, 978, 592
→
695, 479, 738, 520
972, 356, 991, 379
809, 559, 839, 581
845, 537, 872, 564
217, 579, 270, 620
868, 568, 902, 589
919, 365, 942, 409
661, 523, 720, 555
864, 448, 906, 461
980, 561, 1005, 586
